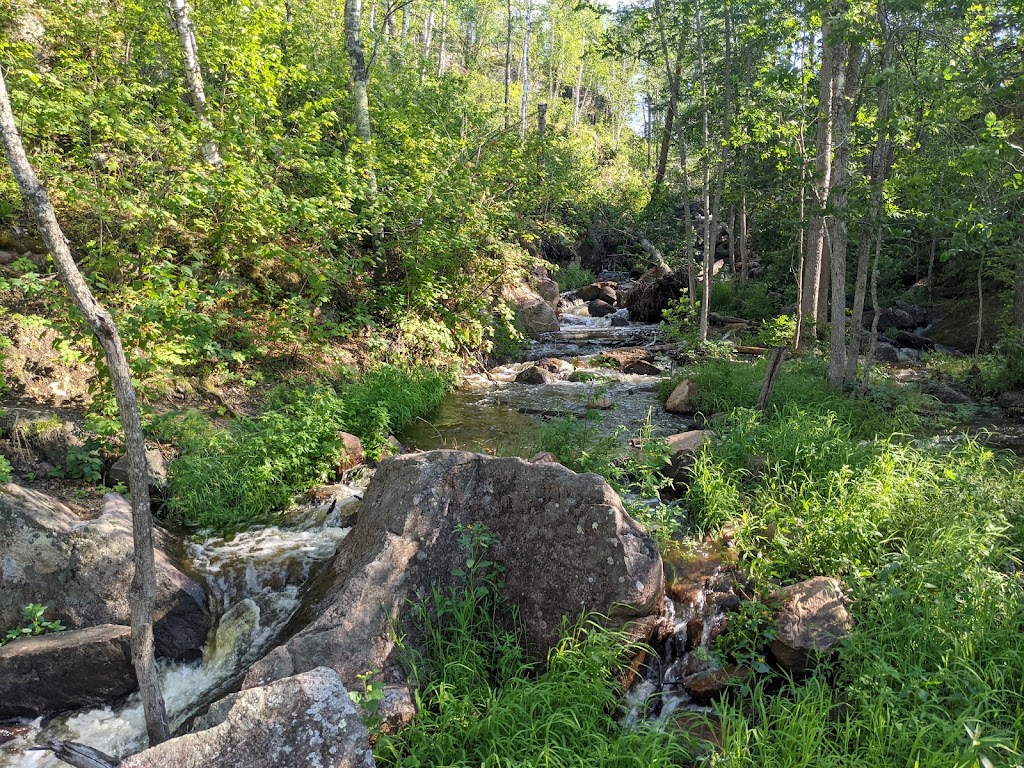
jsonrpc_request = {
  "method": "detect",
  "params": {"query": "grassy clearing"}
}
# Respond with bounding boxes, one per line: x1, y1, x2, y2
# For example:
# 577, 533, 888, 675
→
679, 360, 1024, 767
374, 527, 697, 767
159, 365, 452, 531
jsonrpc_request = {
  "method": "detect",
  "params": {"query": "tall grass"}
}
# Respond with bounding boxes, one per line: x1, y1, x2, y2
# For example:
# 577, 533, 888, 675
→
683, 372, 1024, 767
162, 365, 452, 530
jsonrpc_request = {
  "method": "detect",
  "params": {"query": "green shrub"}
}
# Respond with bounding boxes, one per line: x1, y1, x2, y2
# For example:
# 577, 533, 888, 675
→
552, 264, 595, 292
0, 454, 11, 484
166, 366, 452, 531
2, 604, 65, 646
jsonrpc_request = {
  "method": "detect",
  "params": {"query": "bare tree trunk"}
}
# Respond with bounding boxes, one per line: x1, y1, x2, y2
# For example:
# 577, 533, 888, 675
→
504, 0, 513, 130
165, 0, 221, 167
728, 206, 736, 273
437, 0, 447, 76
827, 37, 862, 390
793, 30, 810, 347
519, 0, 533, 136
975, 253, 984, 358
676, 125, 698, 305
345, 0, 377, 198
847, 7, 893, 383
572, 38, 584, 126
802, 18, 837, 343
422, 0, 434, 70
1015, 252, 1024, 331
860, 226, 882, 393
654, 57, 682, 191
696, 0, 713, 342
0, 67, 169, 748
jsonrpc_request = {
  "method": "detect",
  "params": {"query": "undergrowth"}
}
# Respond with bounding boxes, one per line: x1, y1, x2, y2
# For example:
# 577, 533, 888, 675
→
160, 365, 452, 531
374, 525, 696, 767
681, 364, 1024, 767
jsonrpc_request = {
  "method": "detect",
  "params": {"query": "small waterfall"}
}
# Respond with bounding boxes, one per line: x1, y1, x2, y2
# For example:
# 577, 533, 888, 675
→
0, 484, 361, 767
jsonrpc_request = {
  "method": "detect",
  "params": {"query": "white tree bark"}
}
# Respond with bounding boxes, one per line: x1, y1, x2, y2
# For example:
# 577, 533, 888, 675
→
519, 0, 533, 137
0, 67, 170, 747
437, 0, 447, 76
696, 0, 713, 342
572, 36, 584, 127
165, 0, 222, 167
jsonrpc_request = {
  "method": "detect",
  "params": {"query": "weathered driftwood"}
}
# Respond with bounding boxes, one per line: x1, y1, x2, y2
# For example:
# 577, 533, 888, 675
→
756, 347, 787, 411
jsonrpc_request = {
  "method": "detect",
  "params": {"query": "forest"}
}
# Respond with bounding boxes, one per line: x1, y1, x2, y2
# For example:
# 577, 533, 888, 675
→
0, 0, 1021, 765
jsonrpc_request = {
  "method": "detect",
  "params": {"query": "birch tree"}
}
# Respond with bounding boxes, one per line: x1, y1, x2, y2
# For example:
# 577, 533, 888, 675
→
0, 68, 170, 746
165, 0, 222, 167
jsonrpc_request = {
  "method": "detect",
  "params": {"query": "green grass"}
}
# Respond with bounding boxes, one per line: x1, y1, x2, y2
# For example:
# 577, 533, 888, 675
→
551, 264, 596, 293
680, 373, 1024, 767
374, 528, 697, 767
161, 365, 452, 531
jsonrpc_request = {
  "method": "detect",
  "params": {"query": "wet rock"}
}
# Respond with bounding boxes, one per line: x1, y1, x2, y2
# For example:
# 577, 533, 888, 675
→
588, 299, 616, 317
121, 668, 374, 768
665, 380, 697, 414
0, 485, 210, 661
597, 348, 655, 370
886, 330, 934, 351
682, 664, 747, 705
770, 576, 852, 677
568, 371, 597, 383
0, 624, 135, 717
587, 396, 614, 410
670, 711, 723, 749
0, 724, 32, 746
336, 432, 366, 475
609, 308, 631, 327
107, 448, 168, 490
662, 431, 711, 494
516, 366, 552, 385
623, 360, 663, 376
243, 451, 664, 708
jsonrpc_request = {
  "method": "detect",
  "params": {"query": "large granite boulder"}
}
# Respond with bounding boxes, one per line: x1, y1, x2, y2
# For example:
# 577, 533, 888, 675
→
503, 282, 559, 335
243, 451, 664, 695
121, 668, 374, 768
770, 577, 852, 676
0, 485, 209, 660
0, 624, 136, 717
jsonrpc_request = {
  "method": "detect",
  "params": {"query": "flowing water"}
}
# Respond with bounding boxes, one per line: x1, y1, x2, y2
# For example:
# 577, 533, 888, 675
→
0, 485, 362, 767
1, 303, 752, 763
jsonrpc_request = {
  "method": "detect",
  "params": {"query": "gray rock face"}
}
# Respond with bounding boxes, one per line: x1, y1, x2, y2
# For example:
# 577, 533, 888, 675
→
121, 668, 374, 768
504, 283, 559, 335
107, 449, 168, 490
588, 299, 616, 317
665, 380, 696, 414
534, 277, 560, 310
770, 577, 852, 676
243, 451, 664, 695
0, 485, 209, 661
0, 624, 136, 717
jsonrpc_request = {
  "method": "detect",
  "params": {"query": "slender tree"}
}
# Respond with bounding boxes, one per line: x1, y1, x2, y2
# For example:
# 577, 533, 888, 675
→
165, 0, 222, 167
0, 67, 170, 746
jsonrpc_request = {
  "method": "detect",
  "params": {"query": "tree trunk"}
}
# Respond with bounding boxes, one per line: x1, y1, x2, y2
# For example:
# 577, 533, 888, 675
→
504, 0, 512, 129
0, 67, 169, 748
847, 10, 893, 383
654, 56, 682, 191
519, 0, 533, 136
676, 124, 697, 306
1015, 253, 1024, 330
696, 0, 713, 342
165, 0, 221, 167
345, 0, 377, 198
975, 253, 984, 358
802, 18, 837, 343
437, 0, 447, 76
826, 37, 862, 390
572, 38, 584, 126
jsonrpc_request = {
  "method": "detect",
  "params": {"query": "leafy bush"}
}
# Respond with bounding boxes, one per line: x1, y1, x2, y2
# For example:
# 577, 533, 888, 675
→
2, 604, 65, 646
552, 264, 596, 292
166, 366, 452, 530
0, 453, 11, 483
